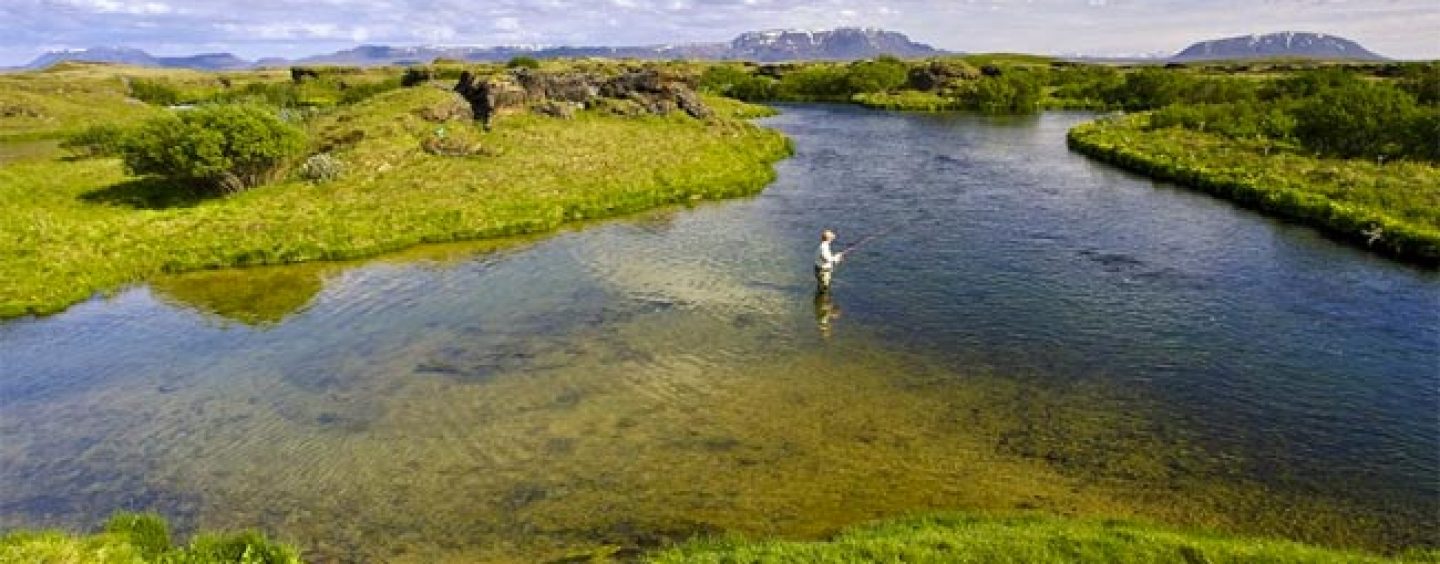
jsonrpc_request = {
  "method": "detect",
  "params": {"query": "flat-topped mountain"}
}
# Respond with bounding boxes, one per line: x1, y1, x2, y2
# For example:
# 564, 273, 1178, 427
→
728, 28, 942, 61
21, 28, 944, 70
1173, 32, 1386, 61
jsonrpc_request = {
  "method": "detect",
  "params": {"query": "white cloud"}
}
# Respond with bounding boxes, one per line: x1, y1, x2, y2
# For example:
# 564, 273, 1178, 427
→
4, 0, 1438, 64
495, 17, 522, 32
65, 0, 174, 14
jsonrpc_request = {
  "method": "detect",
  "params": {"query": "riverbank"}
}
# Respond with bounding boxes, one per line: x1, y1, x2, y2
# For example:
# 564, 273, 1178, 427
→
0, 512, 298, 563
0, 85, 790, 319
1068, 114, 1440, 266
651, 513, 1433, 563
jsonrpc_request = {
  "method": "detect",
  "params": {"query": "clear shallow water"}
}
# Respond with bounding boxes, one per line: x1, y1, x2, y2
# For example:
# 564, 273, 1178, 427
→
2, 106, 1437, 562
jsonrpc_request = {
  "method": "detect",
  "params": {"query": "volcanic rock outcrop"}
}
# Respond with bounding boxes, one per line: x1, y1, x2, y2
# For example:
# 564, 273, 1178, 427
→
453, 68, 713, 128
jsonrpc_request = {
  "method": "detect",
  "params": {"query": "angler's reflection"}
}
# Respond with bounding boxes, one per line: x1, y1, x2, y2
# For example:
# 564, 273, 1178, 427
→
813, 289, 842, 339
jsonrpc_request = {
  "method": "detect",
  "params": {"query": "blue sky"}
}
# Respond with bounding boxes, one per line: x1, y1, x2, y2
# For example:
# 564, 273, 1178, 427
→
2, 0, 1436, 65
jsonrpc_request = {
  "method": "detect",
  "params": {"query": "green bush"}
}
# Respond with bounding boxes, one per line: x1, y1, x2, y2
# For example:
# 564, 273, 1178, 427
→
1149, 102, 1297, 140
1262, 68, 1361, 100
128, 78, 183, 106
1104, 68, 1188, 109
506, 56, 541, 69
775, 65, 851, 100
1397, 62, 1440, 106
121, 104, 307, 194
61, 123, 130, 158
965, 71, 1044, 113
844, 56, 909, 94
698, 66, 778, 101
698, 66, 744, 94
1294, 80, 1422, 160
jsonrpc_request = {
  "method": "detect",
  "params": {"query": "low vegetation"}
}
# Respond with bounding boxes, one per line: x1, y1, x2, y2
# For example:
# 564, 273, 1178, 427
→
650, 513, 1434, 563
0, 511, 298, 563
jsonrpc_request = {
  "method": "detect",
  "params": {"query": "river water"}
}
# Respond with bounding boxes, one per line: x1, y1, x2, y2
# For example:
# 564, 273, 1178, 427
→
2, 106, 1436, 561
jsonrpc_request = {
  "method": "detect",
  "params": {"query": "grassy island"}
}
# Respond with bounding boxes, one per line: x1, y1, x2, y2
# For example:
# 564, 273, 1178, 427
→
1068, 115, 1440, 264
0, 65, 790, 318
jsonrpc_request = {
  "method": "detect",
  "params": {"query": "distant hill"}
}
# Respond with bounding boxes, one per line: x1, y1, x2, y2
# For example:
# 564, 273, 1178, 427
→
1173, 32, 1386, 62
156, 53, 252, 70
25, 47, 161, 69
23, 28, 945, 70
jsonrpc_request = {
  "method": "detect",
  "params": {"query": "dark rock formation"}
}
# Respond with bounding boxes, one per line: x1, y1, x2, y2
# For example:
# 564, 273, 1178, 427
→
907, 60, 980, 91
454, 68, 713, 128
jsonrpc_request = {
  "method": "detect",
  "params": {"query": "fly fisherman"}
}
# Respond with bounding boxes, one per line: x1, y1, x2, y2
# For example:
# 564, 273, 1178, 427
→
815, 229, 844, 292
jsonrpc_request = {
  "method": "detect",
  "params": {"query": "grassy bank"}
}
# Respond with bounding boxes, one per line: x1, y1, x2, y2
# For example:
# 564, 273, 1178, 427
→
651, 513, 1434, 563
1068, 115, 1440, 265
0, 512, 297, 563
0, 79, 790, 318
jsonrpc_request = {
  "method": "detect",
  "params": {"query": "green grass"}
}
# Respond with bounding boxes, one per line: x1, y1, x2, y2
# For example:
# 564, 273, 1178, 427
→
0, 64, 166, 140
852, 91, 963, 111
1068, 114, 1440, 265
0, 80, 790, 318
650, 513, 1436, 563
0, 512, 298, 563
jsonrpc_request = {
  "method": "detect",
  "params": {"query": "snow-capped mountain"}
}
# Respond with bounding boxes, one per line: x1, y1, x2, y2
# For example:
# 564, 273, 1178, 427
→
1172, 32, 1385, 61
20, 28, 946, 70
728, 28, 942, 61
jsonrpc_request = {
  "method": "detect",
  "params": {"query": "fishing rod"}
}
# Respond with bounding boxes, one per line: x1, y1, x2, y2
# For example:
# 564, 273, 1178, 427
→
839, 224, 902, 255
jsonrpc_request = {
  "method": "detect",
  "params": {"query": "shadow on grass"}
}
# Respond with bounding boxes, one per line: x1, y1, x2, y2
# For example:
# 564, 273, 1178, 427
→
80, 177, 212, 210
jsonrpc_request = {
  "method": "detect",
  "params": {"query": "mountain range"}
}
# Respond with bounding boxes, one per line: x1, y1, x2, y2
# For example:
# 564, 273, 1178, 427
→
19, 29, 1389, 71
21, 28, 942, 70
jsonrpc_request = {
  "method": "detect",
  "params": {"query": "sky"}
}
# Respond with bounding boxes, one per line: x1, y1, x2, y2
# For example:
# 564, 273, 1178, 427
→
1, 0, 1437, 65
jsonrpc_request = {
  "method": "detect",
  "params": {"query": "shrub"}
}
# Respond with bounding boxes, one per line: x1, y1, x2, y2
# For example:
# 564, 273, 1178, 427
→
1149, 102, 1297, 140
299, 153, 344, 182
61, 124, 129, 158
1397, 62, 1440, 106
1103, 67, 1188, 110
506, 56, 541, 69
1262, 68, 1361, 100
128, 78, 183, 106
775, 65, 851, 99
121, 104, 308, 194
698, 66, 750, 94
965, 71, 1044, 113
1293, 80, 1421, 160
844, 56, 909, 94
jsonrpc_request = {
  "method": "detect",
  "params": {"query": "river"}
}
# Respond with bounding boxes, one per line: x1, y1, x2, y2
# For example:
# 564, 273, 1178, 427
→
2, 106, 1436, 561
